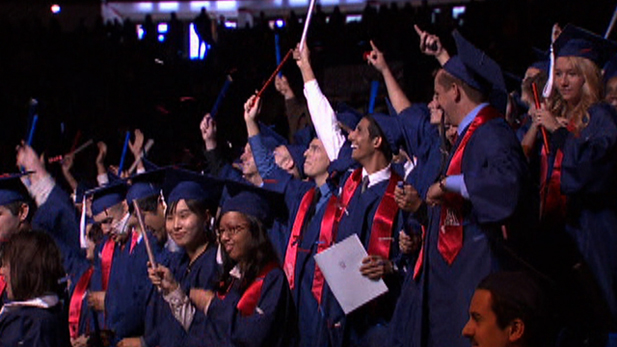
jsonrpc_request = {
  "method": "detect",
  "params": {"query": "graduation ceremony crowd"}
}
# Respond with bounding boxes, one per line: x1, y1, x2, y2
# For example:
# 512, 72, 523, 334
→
2, 2, 617, 347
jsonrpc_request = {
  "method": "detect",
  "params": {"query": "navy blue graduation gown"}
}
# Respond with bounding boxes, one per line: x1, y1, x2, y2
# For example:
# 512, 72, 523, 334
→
150, 245, 221, 347
557, 103, 617, 322
188, 267, 298, 347
89, 234, 150, 345
262, 165, 336, 347
317, 169, 405, 347
398, 104, 442, 199
396, 107, 535, 347
0, 304, 70, 347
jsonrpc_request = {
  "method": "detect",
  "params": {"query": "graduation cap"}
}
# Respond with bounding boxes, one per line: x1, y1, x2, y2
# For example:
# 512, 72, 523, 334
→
545, 24, 617, 97
369, 113, 405, 155
604, 54, 617, 83
530, 48, 549, 73
258, 122, 288, 151
222, 179, 286, 226
335, 103, 364, 132
554, 24, 617, 67
292, 125, 316, 148
87, 182, 128, 216
286, 144, 307, 178
126, 167, 168, 206
0, 173, 31, 207
443, 30, 507, 112
163, 168, 224, 210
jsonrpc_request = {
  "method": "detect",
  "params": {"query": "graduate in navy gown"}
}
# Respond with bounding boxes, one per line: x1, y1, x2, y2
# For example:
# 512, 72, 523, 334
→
532, 24, 617, 344
86, 181, 151, 345
0, 231, 70, 347
187, 190, 298, 347
146, 168, 223, 347
401, 29, 536, 347
294, 41, 408, 347
243, 93, 334, 347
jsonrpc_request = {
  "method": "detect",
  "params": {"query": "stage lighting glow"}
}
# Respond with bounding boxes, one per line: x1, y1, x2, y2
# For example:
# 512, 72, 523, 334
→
51, 4, 61, 14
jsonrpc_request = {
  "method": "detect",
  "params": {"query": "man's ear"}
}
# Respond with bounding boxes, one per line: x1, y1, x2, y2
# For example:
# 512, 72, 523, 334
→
18, 203, 29, 223
507, 318, 525, 343
452, 83, 462, 102
372, 136, 383, 149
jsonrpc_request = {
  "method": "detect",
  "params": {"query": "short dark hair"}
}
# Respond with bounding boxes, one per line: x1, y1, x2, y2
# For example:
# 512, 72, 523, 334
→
437, 69, 488, 104
3, 200, 34, 223
477, 271, 546, 347
2, 230, 65, 300
136, 194, 160, 213
364, 115, 393, 162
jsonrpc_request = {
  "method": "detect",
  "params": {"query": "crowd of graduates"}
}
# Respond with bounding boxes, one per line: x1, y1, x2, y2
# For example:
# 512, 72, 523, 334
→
2, 2, 617, 347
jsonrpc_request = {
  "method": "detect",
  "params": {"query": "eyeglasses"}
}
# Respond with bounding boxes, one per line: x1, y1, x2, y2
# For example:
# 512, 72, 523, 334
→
218, 224, 249, 237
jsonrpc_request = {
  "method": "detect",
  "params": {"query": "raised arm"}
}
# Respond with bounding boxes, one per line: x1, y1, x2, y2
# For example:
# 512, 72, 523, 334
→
414, 25, 450, 66
367, 40, 411, 114
294, 42, 345, 161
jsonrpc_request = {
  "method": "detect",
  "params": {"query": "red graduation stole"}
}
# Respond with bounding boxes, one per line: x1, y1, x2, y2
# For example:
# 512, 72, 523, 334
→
438, 108, 499, 265
0, 276, 6, 299
68, 267, 94, 338
129, 228, 140, 254
412, 226, 426, 280
311, 195, 340, 305
284, 188, 317, 290
338, 168, 401, 259
100, 238, 115, 291
236, 262, 279, 316
539, 145, 567, 221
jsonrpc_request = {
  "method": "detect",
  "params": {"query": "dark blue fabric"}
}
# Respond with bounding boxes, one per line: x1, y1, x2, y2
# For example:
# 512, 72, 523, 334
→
0, 304, 70, 347
558, 103, 617, 322
398, 104, 442, 199
317, 171, 404, 347
392, 106, 535, 347
151, 245, 221, 347
188, 267, 298, 347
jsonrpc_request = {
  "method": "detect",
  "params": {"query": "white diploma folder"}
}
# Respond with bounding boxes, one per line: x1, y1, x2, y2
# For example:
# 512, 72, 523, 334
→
314, 234, 389, 314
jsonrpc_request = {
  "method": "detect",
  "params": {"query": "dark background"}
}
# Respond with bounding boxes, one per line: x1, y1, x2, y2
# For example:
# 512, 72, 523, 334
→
1, 0, 615, 185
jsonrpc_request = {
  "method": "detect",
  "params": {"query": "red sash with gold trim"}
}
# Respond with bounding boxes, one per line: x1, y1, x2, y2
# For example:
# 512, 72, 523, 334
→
69, 267, 94, 338
237, 262, 279, 316
438, 108, 499, 265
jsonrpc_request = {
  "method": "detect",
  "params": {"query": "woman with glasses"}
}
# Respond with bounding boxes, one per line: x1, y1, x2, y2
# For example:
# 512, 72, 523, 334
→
187, 190, 298, 347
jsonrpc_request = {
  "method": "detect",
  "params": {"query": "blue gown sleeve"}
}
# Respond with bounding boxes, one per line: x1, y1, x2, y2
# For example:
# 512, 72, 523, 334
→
463, 118, 530, 224
558, 103, 617, 195
206, 268, 298, 347
32, 184, 81, 252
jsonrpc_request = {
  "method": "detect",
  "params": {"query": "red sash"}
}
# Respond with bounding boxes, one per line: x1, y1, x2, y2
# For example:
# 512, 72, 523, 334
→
412, 226, 426, 280
438, 108, 499, 265
339, 168, 401, 259
311, 195, 340, 305
368, 175, 401, 259
284, 188, 316, 290
236, 262, 279, 316
0, 276, 6, 299
539, 145, 567, 221
68, 267, 94, 338
101, 239, 115, 291
129, 228, 140, 254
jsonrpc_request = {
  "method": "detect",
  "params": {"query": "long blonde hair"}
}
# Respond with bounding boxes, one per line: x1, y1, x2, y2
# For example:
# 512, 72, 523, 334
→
547, 56, 602, 132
